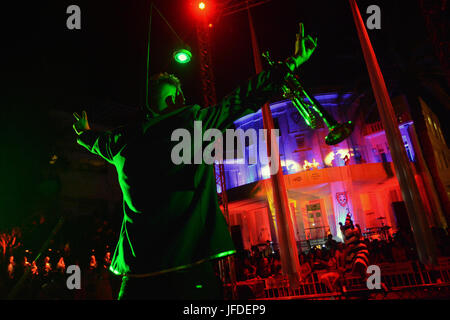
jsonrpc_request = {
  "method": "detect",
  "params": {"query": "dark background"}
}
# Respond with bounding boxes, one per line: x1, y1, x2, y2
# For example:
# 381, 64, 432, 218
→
4, 0, 445, 110
1, 0, 448, 227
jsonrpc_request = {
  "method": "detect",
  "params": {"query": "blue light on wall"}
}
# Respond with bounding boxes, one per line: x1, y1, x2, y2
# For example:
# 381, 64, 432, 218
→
221, 94, 416, 190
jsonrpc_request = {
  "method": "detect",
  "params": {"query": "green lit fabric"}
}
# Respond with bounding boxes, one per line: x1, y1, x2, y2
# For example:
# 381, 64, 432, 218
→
76, 62, 290, 276
110, 249, 237, 278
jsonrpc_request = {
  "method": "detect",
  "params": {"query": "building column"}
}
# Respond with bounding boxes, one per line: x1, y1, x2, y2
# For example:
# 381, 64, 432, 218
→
349, 183, 366, 232
247, 7, 301, 287
323, 193, 337, 239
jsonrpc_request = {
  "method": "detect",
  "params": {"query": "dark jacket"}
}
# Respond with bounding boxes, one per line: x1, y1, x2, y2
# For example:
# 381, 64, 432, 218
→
76, 62, 290, 276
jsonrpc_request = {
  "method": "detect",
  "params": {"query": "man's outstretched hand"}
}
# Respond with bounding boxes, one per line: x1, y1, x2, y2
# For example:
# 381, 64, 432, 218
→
290, 22, 318, 69
73, 110, 91, 135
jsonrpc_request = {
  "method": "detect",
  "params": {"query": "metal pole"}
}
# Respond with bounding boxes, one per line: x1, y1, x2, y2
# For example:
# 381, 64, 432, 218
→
145, 2, 153, 110
348, 0, 437, 266
247, 5, 301, 288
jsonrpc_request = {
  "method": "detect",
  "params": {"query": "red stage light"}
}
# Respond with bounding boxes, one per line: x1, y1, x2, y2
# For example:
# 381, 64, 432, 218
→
198, 2, 206, 10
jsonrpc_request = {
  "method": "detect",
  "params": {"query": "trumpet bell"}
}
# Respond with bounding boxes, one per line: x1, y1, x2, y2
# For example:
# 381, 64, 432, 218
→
325, 121, 354, 145
262, 50, 355, 146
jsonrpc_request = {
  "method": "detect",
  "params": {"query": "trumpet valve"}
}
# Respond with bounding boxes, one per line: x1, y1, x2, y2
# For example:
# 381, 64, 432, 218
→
325, 121, 355, 145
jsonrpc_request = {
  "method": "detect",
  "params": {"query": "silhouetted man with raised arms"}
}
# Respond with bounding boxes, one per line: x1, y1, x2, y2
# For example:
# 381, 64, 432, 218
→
73, 23, 317, 300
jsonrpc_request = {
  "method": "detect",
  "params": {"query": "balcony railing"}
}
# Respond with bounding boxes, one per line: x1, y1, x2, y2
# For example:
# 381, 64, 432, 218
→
362, 112, 412, 137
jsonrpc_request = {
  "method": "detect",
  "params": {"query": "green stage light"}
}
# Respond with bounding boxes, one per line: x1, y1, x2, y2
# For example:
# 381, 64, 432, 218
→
173, 48, 192, 64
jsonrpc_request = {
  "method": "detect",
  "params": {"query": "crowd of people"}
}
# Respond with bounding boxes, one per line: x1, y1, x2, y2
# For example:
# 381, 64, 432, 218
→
0, 214, 122, 299
233, 226, 450, 293
0, 245, 120, 299
1, 213, 450, 299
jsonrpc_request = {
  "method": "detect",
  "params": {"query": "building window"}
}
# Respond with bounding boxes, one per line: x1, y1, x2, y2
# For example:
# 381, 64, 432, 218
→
402, 135, 413, 162
247, 164, 258, 183
290, 111, 303, 126
353, 146, 363, 164
296, 135, 305, 148
273, 118, 282, 136
294, 134, 308, 152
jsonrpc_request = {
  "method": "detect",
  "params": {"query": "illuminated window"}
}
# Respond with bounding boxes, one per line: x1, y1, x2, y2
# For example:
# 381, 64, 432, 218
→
294, 134, 307, 152
225, 170, 239, 189
296, 135, 305, 148
246, 164, 258, 183
403, 135, 413, 162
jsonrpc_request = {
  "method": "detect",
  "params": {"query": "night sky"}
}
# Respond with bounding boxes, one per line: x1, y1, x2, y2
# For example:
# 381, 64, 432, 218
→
1, 0, 448, 227
4, 0, 442, 113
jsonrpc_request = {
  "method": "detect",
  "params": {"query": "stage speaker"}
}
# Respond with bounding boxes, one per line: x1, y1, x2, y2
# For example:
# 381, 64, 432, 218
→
391, 201, 411, 231
230, 225, 244, 252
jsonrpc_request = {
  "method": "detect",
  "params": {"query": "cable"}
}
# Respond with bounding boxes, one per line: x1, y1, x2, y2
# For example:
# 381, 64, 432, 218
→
145, 2, 153, 110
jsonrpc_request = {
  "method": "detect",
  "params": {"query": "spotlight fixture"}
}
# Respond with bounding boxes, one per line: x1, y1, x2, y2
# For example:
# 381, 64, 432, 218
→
146, 2, 193, 108
173, 46, 192, 64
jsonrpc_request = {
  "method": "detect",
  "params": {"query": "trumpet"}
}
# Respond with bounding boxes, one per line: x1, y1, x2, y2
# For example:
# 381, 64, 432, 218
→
262, 51, 354, 145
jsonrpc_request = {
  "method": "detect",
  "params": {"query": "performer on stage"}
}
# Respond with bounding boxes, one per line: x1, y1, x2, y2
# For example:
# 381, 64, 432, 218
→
72, 23, 317, 300
340, 213, 370, 278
